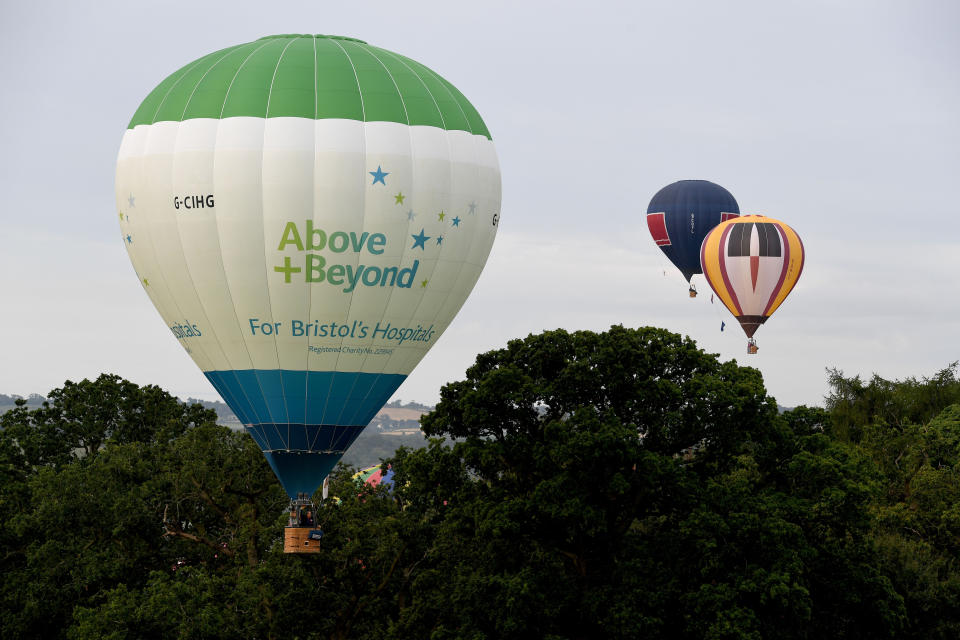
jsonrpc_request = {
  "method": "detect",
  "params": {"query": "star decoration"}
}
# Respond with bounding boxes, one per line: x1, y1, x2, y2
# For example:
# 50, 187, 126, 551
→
411, 229, 430, 250
126, 235, 132, 243
369, 165, 389, 185
452, 216, 461, 227
394, 192, 405, 205
127, 194, 136, 207
436, 235, 444, 246
406, 210, 416, 221
468, 202, 477, 214
143, 278, 150, 286
118, 212, 124, 221
420, 279, 429, 288
438, 211, 445, 221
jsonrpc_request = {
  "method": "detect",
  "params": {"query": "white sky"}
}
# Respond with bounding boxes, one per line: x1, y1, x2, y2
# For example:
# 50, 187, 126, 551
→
1, 1, 958, 409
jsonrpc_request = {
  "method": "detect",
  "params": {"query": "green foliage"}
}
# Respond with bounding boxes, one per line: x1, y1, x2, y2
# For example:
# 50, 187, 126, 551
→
1, 332, 959, 639
392, 328, 905, 639
825, 363, 960, 440
0, 375, 285, 639
824, 367, 960, 639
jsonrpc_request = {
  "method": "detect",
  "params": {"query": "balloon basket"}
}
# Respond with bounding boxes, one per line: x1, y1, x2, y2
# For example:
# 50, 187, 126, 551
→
688, 286, 697, 298
285, 494, 322, 553
284, 527, 323, 553
747, 339, 758, 355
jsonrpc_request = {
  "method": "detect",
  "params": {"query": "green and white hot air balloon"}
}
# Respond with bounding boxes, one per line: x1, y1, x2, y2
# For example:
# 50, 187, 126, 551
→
115, 35, 500, 500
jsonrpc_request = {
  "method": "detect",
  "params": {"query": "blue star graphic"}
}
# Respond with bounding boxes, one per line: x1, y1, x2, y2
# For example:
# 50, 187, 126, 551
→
125, 235, 132, 243
369, 165, 389, 185
452, 216, 461, 227
411, 228, 430, 250
436, 235, 444, 246
407, 209, 417, 221
127, 194, 136, 207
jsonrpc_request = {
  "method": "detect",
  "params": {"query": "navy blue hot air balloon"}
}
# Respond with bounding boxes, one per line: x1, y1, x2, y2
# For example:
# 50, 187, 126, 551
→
646, 180, 740, 283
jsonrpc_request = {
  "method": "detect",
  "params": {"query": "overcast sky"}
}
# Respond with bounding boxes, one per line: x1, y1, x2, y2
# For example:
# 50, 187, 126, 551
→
1, 1, 957, 409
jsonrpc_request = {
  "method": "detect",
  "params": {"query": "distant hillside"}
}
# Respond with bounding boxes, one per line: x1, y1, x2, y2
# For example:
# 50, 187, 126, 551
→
0, 393, 48, 412
384, 398, 433, 412
184, 397, 242, 427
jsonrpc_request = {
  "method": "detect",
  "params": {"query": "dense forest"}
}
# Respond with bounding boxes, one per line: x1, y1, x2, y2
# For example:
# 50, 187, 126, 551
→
1, 325, 958, 639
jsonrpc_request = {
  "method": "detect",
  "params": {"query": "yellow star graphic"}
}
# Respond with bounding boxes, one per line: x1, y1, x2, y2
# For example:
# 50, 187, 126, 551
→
395, 192, 405, 205
438, 211, 445, 221
420, 279, 428, 288
119, 211, 124, 221
143, 278, 150, 286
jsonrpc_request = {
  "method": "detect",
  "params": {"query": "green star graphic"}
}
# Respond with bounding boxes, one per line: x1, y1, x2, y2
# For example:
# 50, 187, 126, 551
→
395, 192, 405, 205
143, 278, 150, 286
420, 279, 428, 288
438, 211, 445, 221
119, 212, 124, 221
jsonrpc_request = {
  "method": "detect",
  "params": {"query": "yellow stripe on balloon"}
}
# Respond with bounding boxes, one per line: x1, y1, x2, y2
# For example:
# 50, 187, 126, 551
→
700, 218, 739, 316
765, 222, 805, 316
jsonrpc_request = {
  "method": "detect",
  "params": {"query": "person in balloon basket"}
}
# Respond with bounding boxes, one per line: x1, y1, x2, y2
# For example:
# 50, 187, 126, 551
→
299, 508, 315, 527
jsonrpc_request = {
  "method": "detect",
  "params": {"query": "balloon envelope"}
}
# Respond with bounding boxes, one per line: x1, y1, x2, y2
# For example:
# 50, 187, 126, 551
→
646, 180, 740, 281
116, 35, 500, 498
699, 215, 804, 338
353, 464, 395, 490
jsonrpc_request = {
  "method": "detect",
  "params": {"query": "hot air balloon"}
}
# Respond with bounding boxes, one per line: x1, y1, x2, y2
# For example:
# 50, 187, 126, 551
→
699, 215, 804, 353
353, 464, 395, 490
646, 180, 740, 296
115, 35, 500, 549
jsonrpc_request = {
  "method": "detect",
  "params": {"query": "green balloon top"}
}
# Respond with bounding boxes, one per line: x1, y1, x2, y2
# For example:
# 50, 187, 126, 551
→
128, 34, 491, 139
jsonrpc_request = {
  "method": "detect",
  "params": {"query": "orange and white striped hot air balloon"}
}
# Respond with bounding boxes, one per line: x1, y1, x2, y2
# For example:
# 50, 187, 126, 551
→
699, 215, 804, 353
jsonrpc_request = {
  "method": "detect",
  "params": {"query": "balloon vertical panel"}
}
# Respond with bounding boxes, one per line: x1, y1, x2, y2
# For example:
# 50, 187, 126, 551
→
211, 117, 275, 370
170, 119, 234, 374
262, 119, 314, 428
439, 131, 501, 332
374, 124, 447, 378
308, 119, 367, 376
118, 122, 214, 372
171, 120, 248, 375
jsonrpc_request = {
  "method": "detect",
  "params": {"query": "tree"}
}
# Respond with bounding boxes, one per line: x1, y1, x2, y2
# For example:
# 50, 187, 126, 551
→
822, 367, 960, 639
5, 338, 957, 639
825, 363, 960, 441
387, 326, 905, 639
0, 375, 287, 639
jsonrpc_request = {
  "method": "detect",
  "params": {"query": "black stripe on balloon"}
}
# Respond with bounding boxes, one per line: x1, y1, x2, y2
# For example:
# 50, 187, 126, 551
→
757, 222, 781, 257
727, 222, 752, 257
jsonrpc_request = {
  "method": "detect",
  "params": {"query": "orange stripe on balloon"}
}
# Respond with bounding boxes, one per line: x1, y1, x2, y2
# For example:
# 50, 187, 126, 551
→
700, 220, 740, 317
764, 223, 804, 316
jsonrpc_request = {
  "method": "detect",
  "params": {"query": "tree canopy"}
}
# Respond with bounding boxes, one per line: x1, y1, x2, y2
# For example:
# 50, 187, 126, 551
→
1, 331, 959, 639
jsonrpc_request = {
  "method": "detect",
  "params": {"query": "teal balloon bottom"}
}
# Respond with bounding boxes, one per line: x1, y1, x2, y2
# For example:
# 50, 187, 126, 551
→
204, 369, 407, 498
262, 450, 344, 498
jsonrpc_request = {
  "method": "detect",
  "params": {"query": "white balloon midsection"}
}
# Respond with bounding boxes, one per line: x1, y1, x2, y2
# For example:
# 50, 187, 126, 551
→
115, 117, 501, 382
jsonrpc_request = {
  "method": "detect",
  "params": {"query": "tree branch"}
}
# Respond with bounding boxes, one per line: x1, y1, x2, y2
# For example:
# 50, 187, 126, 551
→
162, 504, 234, 557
